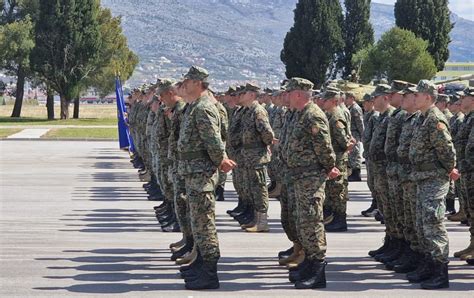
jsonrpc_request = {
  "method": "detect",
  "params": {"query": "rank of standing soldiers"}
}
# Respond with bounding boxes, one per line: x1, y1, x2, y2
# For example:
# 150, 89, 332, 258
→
125, 65, 474, 291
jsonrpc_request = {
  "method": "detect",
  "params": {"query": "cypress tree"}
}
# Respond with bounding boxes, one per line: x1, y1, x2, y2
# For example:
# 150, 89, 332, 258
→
281, 0, 344, 87
395, 0, 453, 70
342, 0, 374, 78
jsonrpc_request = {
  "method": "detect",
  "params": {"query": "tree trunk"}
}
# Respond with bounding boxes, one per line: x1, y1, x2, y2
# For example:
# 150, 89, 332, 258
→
46, 87, 55, 120
10, 67, 26, 118
60, 94, 70, 119
73, 96, 80, 119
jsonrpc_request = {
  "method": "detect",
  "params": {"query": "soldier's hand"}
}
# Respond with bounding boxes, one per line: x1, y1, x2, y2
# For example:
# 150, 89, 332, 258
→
272, 138, 279, 145
327, 167, 341, 180
449, 169, 461, 181
219, 159, 237, 173
347, 138, 357, 153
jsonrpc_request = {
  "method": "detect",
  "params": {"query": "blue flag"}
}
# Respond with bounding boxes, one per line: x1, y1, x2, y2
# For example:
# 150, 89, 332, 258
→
115, 77, 135, 151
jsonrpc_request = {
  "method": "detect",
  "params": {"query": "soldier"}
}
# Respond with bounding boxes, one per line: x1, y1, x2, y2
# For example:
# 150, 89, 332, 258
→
435, 94, 453, 121
345, 92, 364, 181
367, 84, 397, 260
360, 93, 379, 217
406, 80, 458, 289
321, 89, 352, 232
453, 87, 474, 262
177, 66, 236, 290
383, 80, 409, 266
268, 91, 287, 198
284, 77, 339, 289
237, 83, 275, 232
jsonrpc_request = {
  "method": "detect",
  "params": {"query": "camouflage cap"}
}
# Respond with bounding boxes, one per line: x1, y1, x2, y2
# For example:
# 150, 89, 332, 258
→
436, 94, 450, 103
457, 87, 474, 97
345, 91, 356, 98
156, 78, 177, 94
226, 86, 237, 95
389, 80, 409, 93
242, 82, 261, 93
416, 80, 438, 96
371, 84, 392, 98
208, 86, 217, 95
183, 65, 209, 82
398, 86, 417, 95
449, 94, 460, 103
363, 93, 373, 102
263, 87, 273, 94
286, 77, 314, 92
312, 89, 321, 97
321, 88, 341, 100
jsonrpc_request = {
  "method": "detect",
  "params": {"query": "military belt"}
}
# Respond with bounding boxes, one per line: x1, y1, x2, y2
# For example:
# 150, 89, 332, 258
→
413, 162, 442, 172
287, 165, 323, 176
178, 150, 209, 160
242, 141, 267, 149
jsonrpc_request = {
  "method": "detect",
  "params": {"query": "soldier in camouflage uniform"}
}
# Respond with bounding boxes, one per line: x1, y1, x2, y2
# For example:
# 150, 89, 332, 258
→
367, 84, 397, 260
435, 94, 453, 121
407, 80, 457, 289
268, 91, 287, 198
237, 83, 275, 232
361, 94, 379, 217
453, 87, 474, 262
345, 92, 364, 181
321, 89, 352, 232
177, 66, 236, 290
283, 77, 338, 289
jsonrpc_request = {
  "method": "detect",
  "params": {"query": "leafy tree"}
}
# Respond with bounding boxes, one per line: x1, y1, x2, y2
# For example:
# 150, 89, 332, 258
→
342, 0, 374, 78
30, 0, 102, 119
355, 27, 437, 83
281, 0, 344, 87
395, 0, 453, 70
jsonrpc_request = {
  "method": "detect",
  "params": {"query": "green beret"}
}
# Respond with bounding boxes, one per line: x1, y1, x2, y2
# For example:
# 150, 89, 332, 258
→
371, 84, 392, 98
286, 77, 314, 92
416, 80, 438, 96
156, 78, 177, 94
183, 65, 209, 82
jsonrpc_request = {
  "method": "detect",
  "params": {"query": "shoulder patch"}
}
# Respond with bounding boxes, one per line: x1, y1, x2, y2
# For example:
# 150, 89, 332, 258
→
311, 126, 319, 135
336, 121, 345, 129
437, 122, 447, 131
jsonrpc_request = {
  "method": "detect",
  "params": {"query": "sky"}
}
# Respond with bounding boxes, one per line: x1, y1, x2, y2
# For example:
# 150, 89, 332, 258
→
374, 0, 474, 21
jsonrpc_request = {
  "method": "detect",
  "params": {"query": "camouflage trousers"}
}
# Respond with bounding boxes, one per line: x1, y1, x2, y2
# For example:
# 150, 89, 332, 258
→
280, 173, 299, 244
415, 176, 449, 262
268, 146, 281, 184
184, 170, 220, 262
399, 164, 421, 252
387, 162, 404, 239
349, 140, 362, 170
372, 161, 397, 236
171, 165, 192, 238
217, 170, 227, 187
325, 157, 348, 215
242, 165, 269, 213
232, 165, 251, 207
461, 173, 474, 236
459, 176, 469, 222
156, 156, 174, 204
294, 173, 327, 261
366, 160, 377, 201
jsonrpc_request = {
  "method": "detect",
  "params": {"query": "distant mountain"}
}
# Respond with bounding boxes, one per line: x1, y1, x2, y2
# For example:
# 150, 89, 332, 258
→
101, 0, 474, 87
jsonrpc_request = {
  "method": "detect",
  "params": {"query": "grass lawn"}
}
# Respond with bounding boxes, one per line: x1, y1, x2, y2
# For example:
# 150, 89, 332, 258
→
42, 128, 118, 140
0, 104, 117, 126
0, 128, 22, 138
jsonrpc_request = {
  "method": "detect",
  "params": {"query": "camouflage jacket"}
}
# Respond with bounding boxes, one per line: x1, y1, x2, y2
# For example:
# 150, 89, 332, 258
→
349, 102, 364, 140
385, 107, 407, 163
279, 109, 298, 167
340, 104, 352, 132
156, 105, 173, 159
409, 106, 456, 180
369, 106, 395, 162
454, 111, 474, 173
240, 101, 274, 165
396, 111, 420, 182
177, 95, 226, 175
362, 110, 379, 159
145, 109, 155, 144
443, 109, 453, 121
271, 106, 287, 139
327, 106, 351, 156
285, 102, 335, 175
449, 112, 465, 141
215, 101, 228, 145
227, 106, 246, 161
465, 124, 474, 173
149, 110, 160, 154
168, 101, 188, 162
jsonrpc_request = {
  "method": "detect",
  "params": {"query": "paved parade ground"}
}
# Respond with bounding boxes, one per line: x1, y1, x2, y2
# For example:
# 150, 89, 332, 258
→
0, 140, 473, 297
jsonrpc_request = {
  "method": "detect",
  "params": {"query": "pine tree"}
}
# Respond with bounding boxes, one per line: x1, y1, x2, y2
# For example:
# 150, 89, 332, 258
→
30, 0, 102, 119
342, 0, 374, 78
395, 0, 453, 70
281, 0, 344, 87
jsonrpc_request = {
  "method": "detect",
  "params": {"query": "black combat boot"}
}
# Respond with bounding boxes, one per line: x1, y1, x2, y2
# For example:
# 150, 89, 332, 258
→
393, 250, 421, 273
294, 260, 327, 289
420, 260, 449, 289
185, 260, 220, 290
171, 237, 193, 261
361, 199, 377, 217
162, 220, 180, 233
379, 238, 403, 264
407, 254, 433, 283
267, 180, 276, 192
215, 185, 225, 201
445, 198, 456, 215
229, 201, 246, 217
227, 198, 243, 215
180, 250, 202, 274
289, 257, 311, 283
385, 240, 409, 270
278, 246, 294, 259
348, 168, 362, 181
325, 213, 348, 232
369, 235, 390, 257
233, 204, 251, 219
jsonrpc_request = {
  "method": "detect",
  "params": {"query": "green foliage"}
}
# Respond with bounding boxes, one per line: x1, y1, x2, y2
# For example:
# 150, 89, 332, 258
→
356, 27, 437, 83
281, 0, 344, 87
395, 0, 453, 70
84, 8, 138, 98
30, 0, 102, 119
342, 0, 374, 78
0, 16, 33, 75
